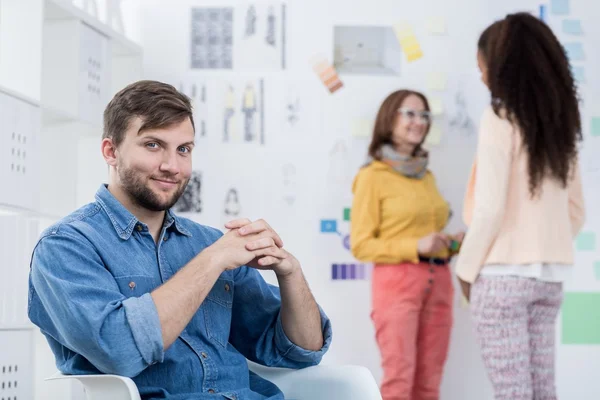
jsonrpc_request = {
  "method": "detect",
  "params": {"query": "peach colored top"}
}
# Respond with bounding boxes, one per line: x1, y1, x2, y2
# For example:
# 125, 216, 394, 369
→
455, 106, 585, 283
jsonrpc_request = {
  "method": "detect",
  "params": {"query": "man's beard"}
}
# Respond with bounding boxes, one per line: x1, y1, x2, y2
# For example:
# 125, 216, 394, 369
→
119, 167, 188, 212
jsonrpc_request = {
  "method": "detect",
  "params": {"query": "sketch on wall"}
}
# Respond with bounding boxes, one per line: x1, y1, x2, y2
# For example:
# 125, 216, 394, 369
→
220, 79, 265, 145
224, 188, 242, 217
281, 163, 296, 206
235, 2, 287, 69
191, 8, 234, 69
179, 81, 208, 137
173, 171, 202, 213
448, 89, 475, 136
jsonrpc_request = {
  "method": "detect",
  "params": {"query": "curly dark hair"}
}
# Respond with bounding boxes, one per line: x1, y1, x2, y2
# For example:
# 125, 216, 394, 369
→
478, 12, 582, 196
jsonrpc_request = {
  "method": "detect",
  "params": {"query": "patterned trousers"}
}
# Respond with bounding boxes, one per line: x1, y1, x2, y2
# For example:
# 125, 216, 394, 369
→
471, 276, 563, 400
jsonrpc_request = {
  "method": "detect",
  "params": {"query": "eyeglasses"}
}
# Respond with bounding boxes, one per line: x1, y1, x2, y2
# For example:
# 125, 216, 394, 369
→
397, 108, 432, 125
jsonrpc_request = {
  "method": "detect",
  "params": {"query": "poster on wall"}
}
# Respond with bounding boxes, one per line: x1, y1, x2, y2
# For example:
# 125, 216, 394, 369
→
190, 7, 234, 69
190, 3, 287, 70
214, 78, 266, 145
235, 2, 287, 70
179, 80, 210, 138
172, 171, 203, 214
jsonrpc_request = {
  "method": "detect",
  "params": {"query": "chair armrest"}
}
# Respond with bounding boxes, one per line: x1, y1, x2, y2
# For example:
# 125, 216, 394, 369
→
247, 362, 382, 400
46, 372, 141, 400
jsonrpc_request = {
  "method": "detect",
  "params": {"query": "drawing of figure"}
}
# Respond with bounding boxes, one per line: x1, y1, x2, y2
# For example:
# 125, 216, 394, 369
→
223, 85, 235, 142
265, 6, 276, 47
242, 83, 257, 142
200, 84, 207, 136
224, 188, 241, 216
449, 90, 475, 135
286, 98, 300, 126
173, 171, 202, 213
245, 5, 257, 37
282, 163, 296, 206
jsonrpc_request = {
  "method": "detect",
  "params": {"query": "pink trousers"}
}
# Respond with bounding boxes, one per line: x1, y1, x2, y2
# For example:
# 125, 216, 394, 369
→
371, 262, 454, 400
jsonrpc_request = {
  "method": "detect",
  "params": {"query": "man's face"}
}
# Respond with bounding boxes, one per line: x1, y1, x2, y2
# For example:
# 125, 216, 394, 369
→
112, 117, 195, 212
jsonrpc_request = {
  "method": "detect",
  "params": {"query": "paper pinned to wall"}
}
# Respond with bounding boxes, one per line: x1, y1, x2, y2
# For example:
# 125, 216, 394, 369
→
561, 292, 600, 344
576, 232, 596, 251
425, 16, 447, 35
590, 117, 600, 136
426, 72, 447, 91
429, 97, 444, 115
351, 118, 373, 138
425, 123, 442, 145
563, 19, 583, 35
393, 23, 423, 62
564, 42, 585, 60
310, 54, 344, 93
572, 65, 585, 82
551, 0, 570, 15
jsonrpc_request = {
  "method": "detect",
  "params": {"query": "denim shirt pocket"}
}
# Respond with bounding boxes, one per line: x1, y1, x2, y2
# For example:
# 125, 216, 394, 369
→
204, 278, 234, 348
113, 275, 158, 298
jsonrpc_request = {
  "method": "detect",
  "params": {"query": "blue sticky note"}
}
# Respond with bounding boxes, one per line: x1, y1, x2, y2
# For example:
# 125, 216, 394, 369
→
551, 0, 570, 15
563, 19, 583, 35
539, 5, 547, 22
576, 232, 596, 251
564, 42, 584, 60
340, 264, 347, 279
331, 264, 339, 280
591, 118, 600, 137
320, 219, 337, 233
572, 66, 585, 83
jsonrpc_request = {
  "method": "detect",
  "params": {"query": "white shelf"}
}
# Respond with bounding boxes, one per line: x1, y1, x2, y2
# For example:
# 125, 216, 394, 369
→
44, 0, 142, 57
0, 84, 40, 108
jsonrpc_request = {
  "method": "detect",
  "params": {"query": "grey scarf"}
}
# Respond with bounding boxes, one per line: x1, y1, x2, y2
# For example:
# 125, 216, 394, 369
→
367, 144, 429, 179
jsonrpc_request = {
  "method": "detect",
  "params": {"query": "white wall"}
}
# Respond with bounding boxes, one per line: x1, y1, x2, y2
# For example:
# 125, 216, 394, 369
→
122, 0, 599, 399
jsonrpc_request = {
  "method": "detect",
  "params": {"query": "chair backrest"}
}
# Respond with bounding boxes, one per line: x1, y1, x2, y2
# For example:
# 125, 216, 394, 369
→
46, 373, 141, 400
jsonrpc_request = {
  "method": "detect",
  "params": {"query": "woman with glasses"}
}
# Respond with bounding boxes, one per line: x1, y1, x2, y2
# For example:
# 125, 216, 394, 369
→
455, 13, 585, 400
350, 89, 464, 400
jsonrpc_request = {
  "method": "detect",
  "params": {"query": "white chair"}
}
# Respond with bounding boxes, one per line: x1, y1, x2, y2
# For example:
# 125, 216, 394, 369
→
46, 361, 382, 400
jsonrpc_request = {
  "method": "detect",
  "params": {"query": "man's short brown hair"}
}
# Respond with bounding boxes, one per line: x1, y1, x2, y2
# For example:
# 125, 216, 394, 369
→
103, 80, 195, 147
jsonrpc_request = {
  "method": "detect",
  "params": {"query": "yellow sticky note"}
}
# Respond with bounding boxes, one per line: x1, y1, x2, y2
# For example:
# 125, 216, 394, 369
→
352, 119, 373, 138
426, 72, 447, 91
425, 123, 442, 145
426, 16, 447, 35
429, 97, 444, 115
393, 23, 423, 62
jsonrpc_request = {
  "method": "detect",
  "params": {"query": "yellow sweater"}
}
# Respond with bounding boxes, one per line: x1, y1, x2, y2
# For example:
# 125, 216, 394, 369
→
350, 161, 451, 264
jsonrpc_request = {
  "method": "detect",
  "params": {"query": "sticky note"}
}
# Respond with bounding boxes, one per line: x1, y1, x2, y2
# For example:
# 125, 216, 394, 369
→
426, 72, 447, 91
539, 4, 547, 21
343, 207, 351, 221
351, 119, 373, 138
562, 292, 600, 344
594, 262, 600, 280
393, 23, 423, 62
576, 232, 596, 251
563, 19, 583, 35
572, 66, 585, 83
591, 117, 600, 136
311, 55, 344, 94
425, 123, 442, 145
564, 42, 584, 61
429, 97, 444, 115
320, 219, 338, 233
551, 0, 570, 15
426, 17, 447, 35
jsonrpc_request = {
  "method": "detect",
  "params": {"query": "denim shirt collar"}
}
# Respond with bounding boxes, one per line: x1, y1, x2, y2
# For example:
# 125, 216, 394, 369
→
95, 184, 191, 240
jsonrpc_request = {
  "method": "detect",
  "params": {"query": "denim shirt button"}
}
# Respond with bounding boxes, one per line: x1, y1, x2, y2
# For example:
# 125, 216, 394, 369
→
136, 224, 143, 232
224, 283, 230, 292
128, 281, 136, 290
208, 389, 215, 394
201, 352, 208, 359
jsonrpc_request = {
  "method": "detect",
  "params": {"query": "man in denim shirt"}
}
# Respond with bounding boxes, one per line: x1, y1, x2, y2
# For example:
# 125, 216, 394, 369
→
28, 80, 332, 399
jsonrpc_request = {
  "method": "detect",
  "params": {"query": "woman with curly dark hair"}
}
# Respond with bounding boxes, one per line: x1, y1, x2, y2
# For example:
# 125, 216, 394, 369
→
455, 12, 585, 400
